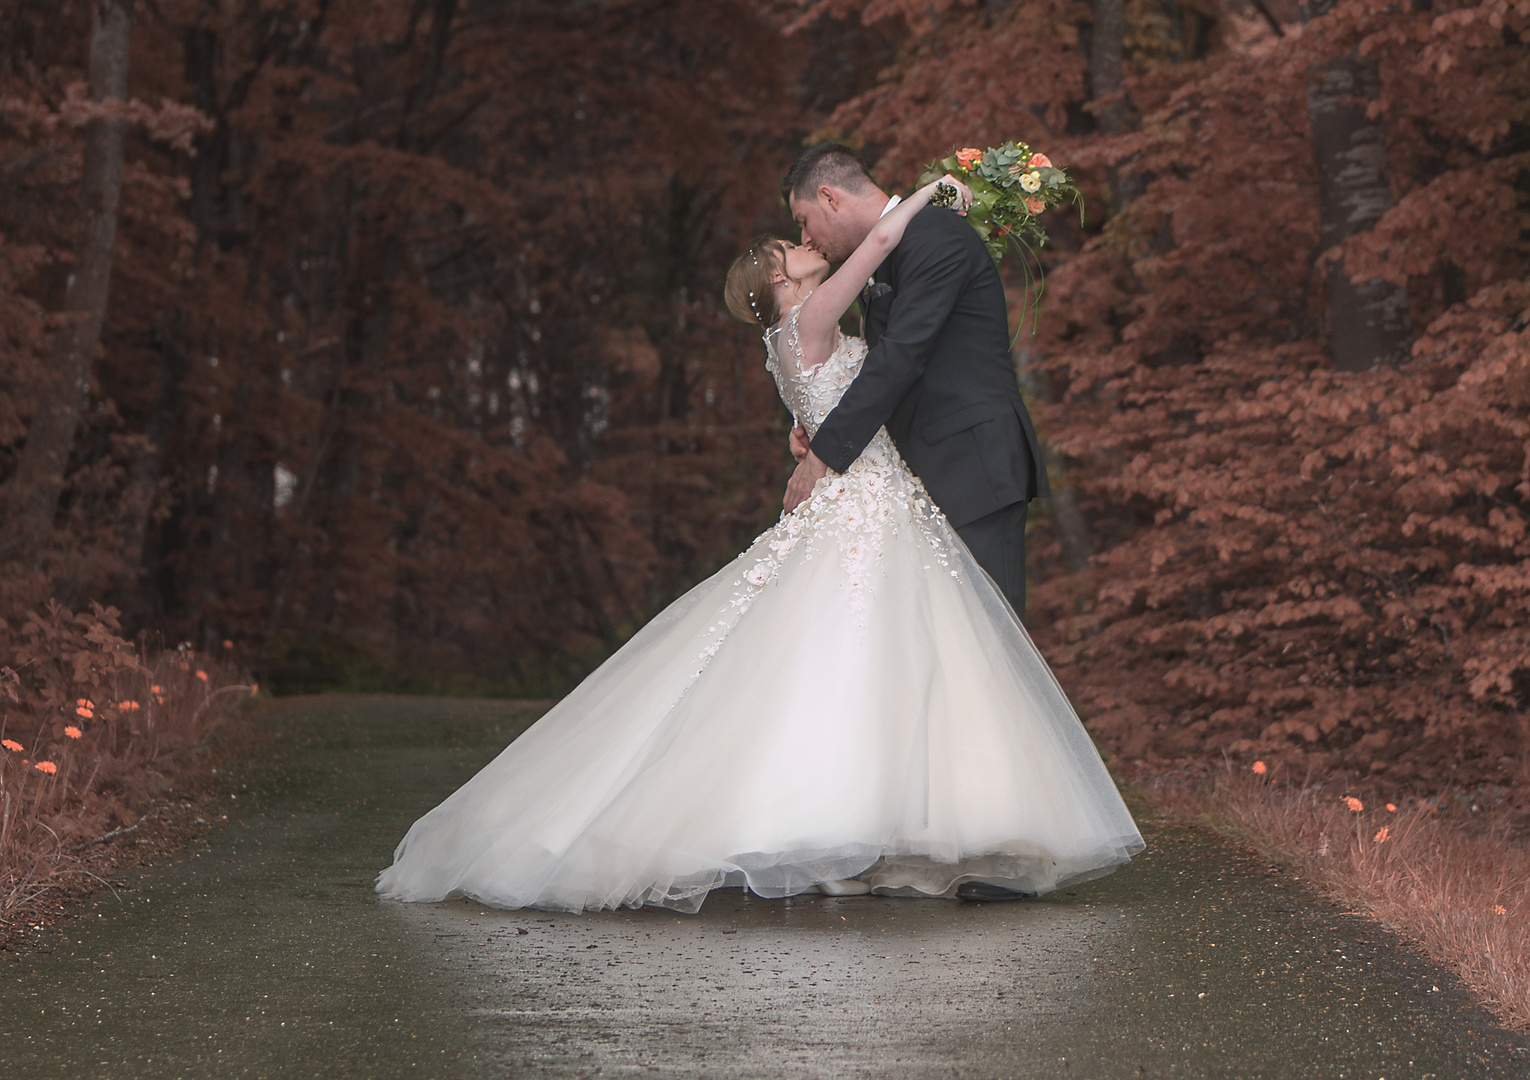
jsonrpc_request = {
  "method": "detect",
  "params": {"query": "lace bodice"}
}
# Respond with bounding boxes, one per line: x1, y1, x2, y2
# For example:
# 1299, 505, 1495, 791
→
763, 305, 869, 440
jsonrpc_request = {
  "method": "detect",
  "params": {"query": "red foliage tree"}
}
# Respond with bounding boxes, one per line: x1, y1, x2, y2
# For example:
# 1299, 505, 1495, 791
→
806, 0, 1529, 795
1, 1, 897, 695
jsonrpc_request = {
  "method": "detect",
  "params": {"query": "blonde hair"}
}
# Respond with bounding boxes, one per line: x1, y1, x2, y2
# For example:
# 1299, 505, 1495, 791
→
724, 236, 792, 329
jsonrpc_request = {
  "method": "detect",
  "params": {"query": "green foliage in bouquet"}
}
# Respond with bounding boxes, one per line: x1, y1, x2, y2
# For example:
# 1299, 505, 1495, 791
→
921, 141, 1082, 336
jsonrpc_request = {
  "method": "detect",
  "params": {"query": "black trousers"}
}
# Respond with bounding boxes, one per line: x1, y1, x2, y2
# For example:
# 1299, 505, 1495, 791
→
955, 500, 1029, 622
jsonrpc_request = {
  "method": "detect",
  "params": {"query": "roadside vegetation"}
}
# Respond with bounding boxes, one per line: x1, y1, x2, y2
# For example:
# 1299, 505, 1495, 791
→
0, 602, 249, 933
1208, 766, 1530, 1030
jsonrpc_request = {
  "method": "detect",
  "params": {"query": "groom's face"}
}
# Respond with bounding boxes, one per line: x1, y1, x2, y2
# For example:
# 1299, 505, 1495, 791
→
789, 188, 864, 264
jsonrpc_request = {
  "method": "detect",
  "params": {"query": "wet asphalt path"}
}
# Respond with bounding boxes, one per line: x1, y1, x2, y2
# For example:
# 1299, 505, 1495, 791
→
2, 695, 1526, 1079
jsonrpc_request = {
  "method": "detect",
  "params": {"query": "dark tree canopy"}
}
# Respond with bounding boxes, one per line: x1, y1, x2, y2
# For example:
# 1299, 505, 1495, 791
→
2, 0, 1527, 800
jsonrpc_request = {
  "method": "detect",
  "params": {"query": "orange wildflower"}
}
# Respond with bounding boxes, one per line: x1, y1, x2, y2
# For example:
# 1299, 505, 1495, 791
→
76, 705, 93, 719
35, 761, 57, 775
64, 726, 82, 739
222, 639, 233, 649
954, 147, 983, 169
1386, 803, 1397, 812
1251, 760, 1267, 775
118, 700, 140, 711
249, 683, 260, 697
2, 739, 22, 752
1342, 796, 1363, 812
1494, 905, 1508, 916
1373, 827, 1389, 843
151, 685, 162, 694
196, 670, 209, 682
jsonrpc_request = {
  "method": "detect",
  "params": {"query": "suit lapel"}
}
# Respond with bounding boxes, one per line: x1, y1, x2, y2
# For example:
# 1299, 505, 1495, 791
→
863, 256, 896, 346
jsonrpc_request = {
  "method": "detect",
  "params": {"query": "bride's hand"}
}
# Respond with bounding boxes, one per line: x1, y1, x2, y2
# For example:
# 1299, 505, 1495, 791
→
929, 173, 974, 215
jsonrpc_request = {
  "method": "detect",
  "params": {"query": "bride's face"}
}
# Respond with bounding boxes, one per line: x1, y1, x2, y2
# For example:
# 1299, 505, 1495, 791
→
777, 241, 828, 287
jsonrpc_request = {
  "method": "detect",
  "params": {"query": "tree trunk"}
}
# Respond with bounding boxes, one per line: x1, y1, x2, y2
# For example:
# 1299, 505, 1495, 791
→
1303, 2, 1411, 371
5, 0, 132, 567
1017, 364, 1093, 576
1089, 0, 1129, 134
1088, 0, 1145, 209
116, 318, 188, 615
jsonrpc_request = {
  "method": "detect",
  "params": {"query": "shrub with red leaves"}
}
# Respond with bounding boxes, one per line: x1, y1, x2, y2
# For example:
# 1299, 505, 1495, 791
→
808, 0, 1529, 795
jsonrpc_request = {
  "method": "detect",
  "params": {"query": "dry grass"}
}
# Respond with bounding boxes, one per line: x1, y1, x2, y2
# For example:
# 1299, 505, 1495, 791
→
1211, 763, 1530, 1031
0, 642, 251, 930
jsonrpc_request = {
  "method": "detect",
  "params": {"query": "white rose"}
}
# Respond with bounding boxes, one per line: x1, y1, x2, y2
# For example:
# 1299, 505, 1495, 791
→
1019, 171, 1042, 193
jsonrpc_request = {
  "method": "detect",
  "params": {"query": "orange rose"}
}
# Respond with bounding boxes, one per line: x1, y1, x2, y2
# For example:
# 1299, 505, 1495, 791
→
1028, 152, 1052, 169
1024, 197, 1046, 216
954, 148, 983, 170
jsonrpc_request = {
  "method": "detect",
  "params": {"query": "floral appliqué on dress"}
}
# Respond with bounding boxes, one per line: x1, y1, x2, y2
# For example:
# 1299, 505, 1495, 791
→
693, 304, 959, 666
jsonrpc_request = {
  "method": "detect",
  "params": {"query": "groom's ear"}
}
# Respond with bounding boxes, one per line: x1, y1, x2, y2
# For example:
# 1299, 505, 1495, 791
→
817, 184, 840, 212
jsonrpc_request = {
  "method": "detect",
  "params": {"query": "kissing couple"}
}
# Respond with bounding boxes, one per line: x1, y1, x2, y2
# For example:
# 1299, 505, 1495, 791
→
377, 144, 1144, 914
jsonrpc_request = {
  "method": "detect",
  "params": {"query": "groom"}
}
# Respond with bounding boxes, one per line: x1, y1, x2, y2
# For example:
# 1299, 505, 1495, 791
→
781, 143, 1049, 621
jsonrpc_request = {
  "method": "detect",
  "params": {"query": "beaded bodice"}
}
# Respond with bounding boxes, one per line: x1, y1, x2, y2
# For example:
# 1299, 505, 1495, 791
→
763, 304, 899, 463
764, 313, 863, 438
675, 303, 959, 660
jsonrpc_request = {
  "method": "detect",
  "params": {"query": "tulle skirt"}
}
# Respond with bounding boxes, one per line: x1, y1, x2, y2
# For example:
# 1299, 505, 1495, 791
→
377, 458, 1143, 913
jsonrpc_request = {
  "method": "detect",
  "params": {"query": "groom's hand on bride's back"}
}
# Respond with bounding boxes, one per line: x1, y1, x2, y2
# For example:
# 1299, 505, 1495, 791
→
784, 451, 828, 514
789, 424, 810, 463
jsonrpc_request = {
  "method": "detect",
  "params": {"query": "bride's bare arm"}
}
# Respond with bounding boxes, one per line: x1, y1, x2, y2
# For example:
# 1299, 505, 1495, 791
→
794, 174, 971, 364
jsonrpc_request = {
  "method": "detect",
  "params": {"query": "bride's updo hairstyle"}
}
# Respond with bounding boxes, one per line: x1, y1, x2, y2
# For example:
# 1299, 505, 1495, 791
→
724, 236, 795, 329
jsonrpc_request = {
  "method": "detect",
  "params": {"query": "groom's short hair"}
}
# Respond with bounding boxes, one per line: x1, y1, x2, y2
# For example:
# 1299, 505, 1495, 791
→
780, 143, 877, 206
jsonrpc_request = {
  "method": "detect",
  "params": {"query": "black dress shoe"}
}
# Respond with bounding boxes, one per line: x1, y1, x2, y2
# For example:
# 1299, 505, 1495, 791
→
956, 881, 1034, 902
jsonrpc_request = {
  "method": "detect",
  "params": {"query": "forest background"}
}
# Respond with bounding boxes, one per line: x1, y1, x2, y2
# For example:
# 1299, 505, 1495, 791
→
1, 0, 1526, 817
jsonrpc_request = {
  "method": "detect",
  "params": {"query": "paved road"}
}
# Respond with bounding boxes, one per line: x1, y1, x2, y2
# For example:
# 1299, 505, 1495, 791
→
2, 695, 1526, 1078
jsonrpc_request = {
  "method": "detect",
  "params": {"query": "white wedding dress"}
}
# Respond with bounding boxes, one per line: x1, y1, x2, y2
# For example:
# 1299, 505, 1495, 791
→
376, 307, 1144, 913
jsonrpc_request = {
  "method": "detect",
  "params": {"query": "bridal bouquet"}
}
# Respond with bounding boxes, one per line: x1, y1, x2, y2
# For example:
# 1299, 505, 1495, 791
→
923, 141, 1081, 264
922, 140, 1082, 333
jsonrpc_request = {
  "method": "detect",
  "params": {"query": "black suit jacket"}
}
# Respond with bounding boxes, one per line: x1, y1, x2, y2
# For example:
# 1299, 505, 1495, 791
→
809, 205, 1050, 529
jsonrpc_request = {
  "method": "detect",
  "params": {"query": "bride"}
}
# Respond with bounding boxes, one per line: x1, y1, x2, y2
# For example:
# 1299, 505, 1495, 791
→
376, 175, 1143, 914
